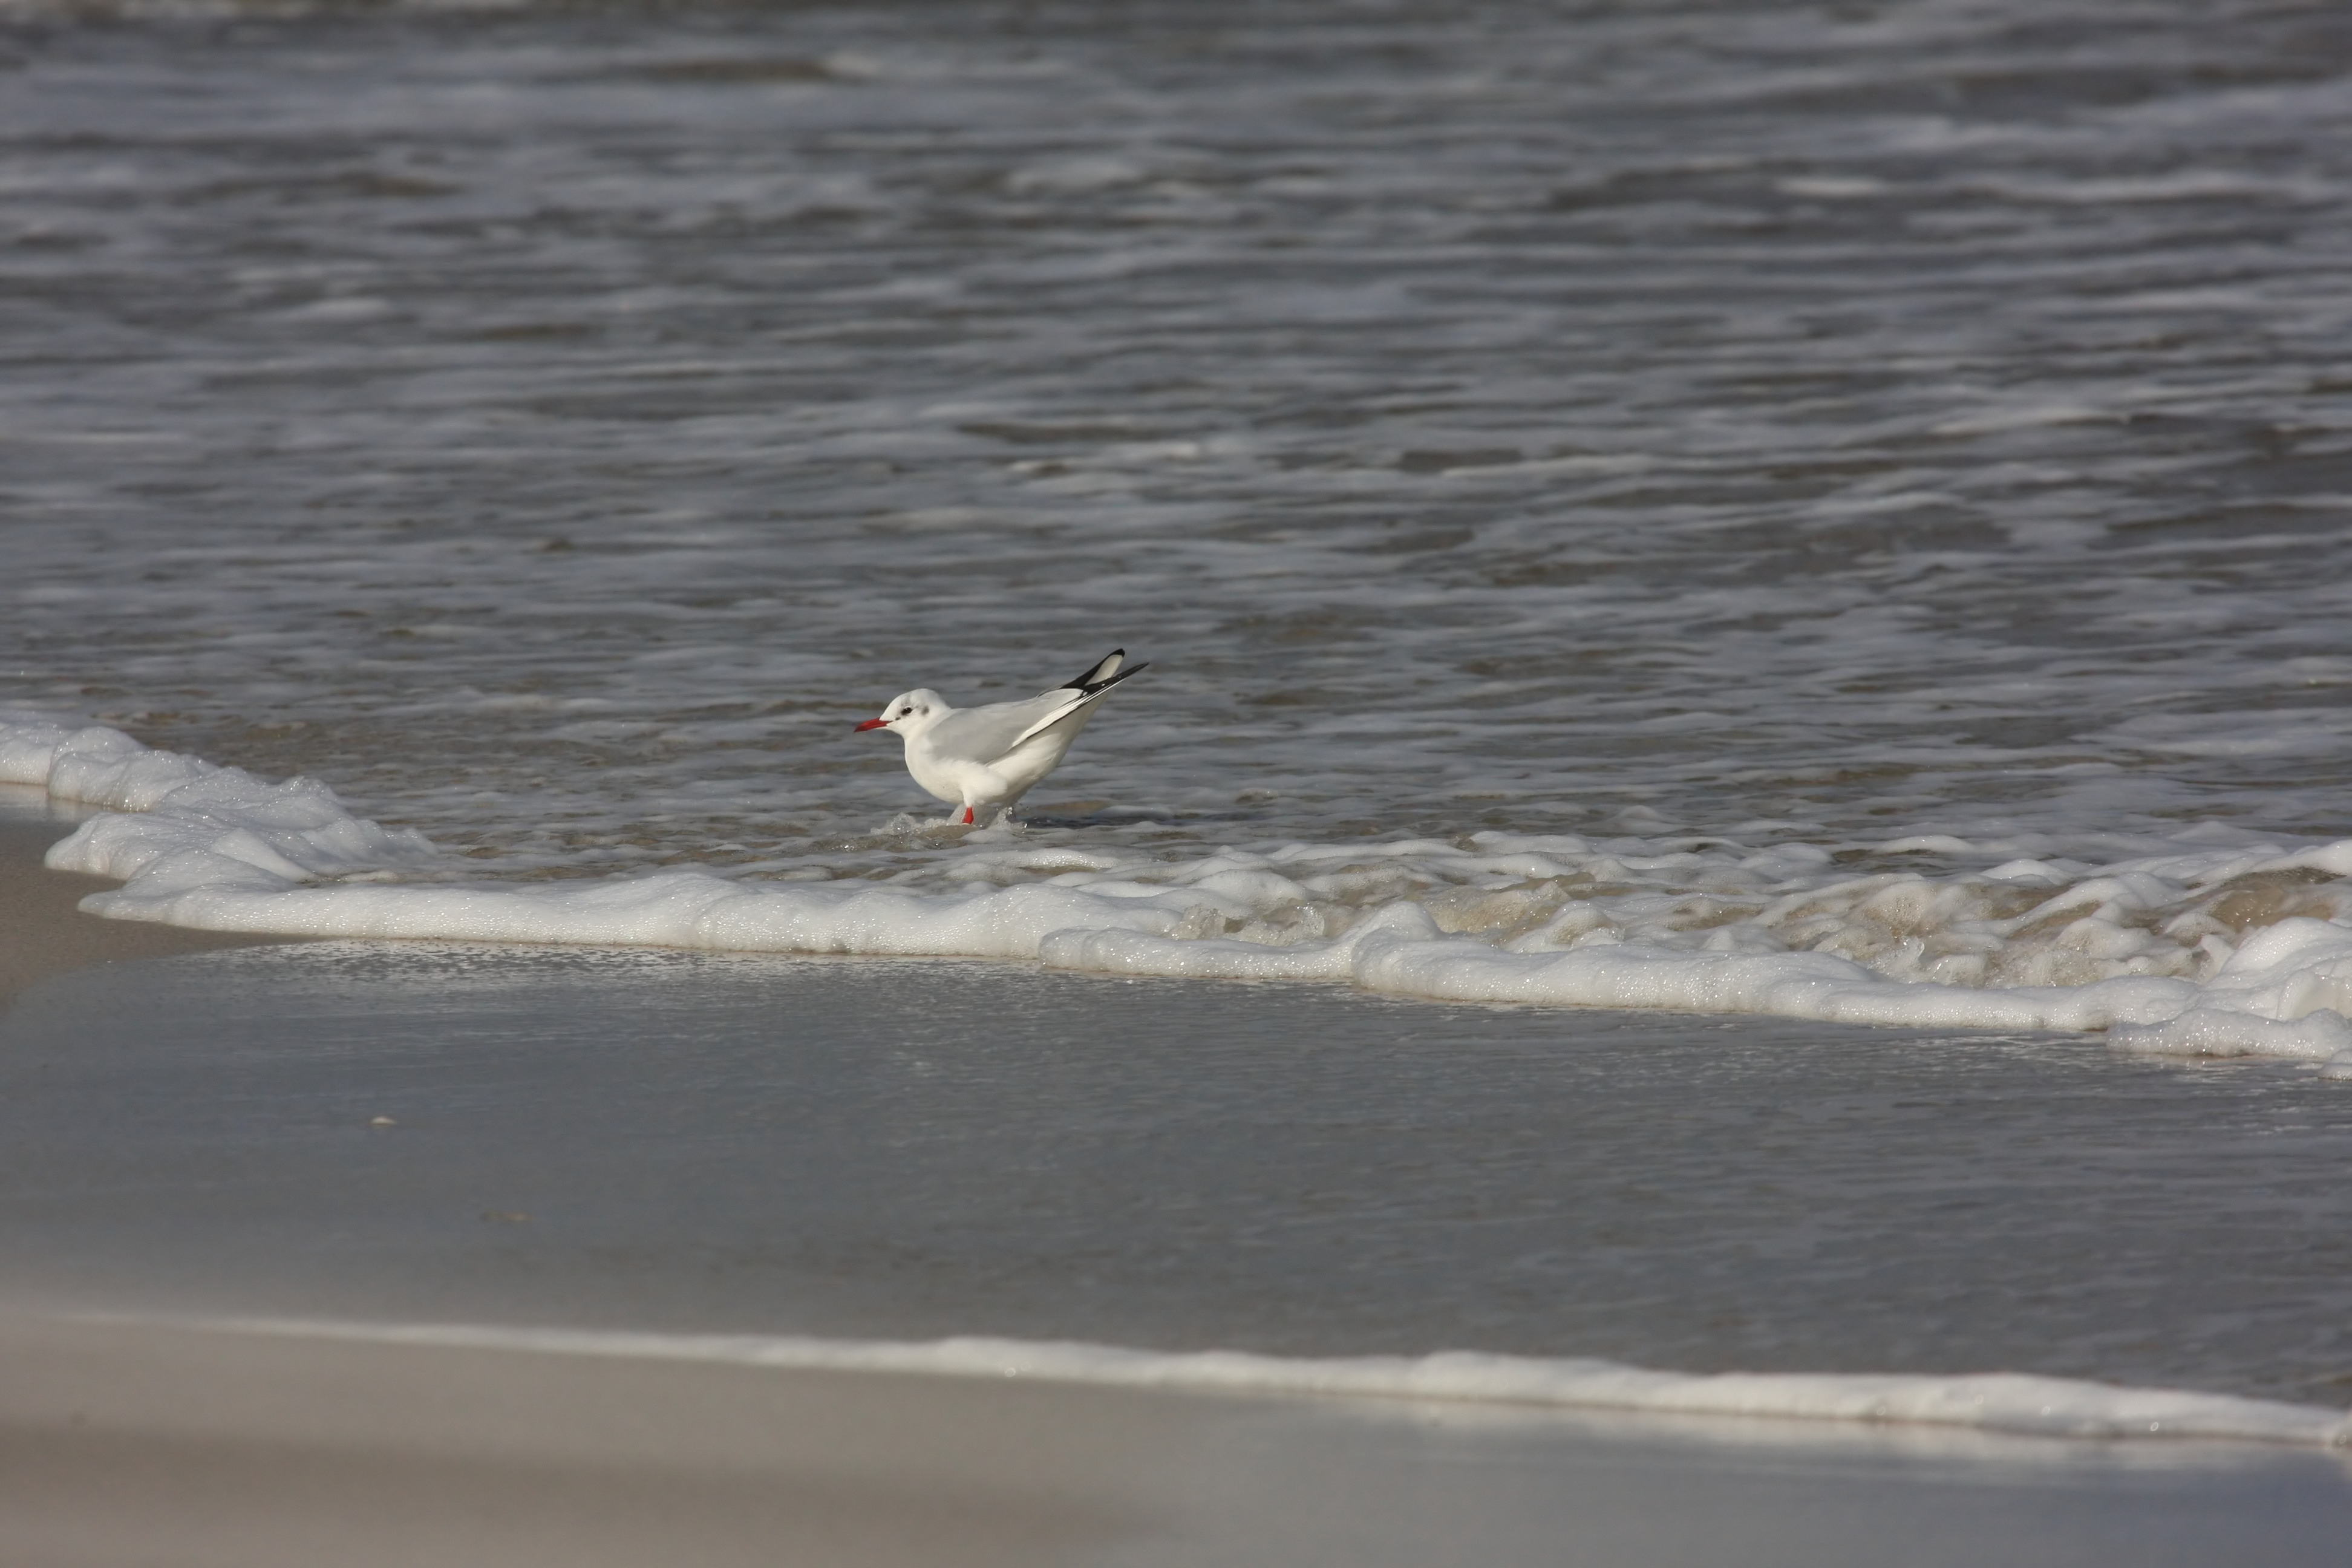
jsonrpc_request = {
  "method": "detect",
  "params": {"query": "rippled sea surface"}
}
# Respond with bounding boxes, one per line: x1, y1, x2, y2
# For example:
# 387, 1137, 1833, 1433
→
7, 0, 2352, 875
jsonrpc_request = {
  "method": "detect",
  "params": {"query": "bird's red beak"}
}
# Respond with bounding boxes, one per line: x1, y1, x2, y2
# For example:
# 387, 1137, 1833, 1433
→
854, 717, 889, 731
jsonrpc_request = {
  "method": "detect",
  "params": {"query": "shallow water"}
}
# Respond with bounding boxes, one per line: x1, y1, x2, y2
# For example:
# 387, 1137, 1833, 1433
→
7, 0, 2352, 1445
5, 940, 2348, 1408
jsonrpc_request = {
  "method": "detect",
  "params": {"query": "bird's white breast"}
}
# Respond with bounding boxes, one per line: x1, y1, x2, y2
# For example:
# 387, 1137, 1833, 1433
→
903, 734, 986, 804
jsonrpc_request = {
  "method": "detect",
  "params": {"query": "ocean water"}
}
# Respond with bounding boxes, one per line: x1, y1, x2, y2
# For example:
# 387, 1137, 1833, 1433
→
5, 0, 2352, 1450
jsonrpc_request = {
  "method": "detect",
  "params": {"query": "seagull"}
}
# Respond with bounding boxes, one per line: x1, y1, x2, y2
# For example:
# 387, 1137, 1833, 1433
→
855, 649, 1148, 825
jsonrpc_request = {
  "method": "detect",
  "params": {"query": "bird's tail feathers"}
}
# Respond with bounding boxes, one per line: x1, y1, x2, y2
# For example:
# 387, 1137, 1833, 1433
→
1005, 653, 1149, 751
1063, 649, 1146, 696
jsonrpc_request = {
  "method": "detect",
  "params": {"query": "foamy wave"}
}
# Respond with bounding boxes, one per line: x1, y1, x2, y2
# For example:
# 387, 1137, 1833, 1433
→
13, 715, 2352, 1068
4, 716, 437, 887
171, 1316, 2352, 1448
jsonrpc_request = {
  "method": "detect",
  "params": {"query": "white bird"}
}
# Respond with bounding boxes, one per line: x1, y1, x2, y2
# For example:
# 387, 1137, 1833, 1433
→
855, 649, 1148, 825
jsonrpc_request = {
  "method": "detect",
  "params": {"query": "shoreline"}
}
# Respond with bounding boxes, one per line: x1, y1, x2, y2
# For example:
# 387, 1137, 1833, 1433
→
0, 1308, 1152, 1568
4, 1307, 2348, 1568
116, 1311, 2352, 1451
5, 798, 2350, 1563
0, 806, 301, 1010
10, 718, 2352, 1074
5, 829, 2351, 1426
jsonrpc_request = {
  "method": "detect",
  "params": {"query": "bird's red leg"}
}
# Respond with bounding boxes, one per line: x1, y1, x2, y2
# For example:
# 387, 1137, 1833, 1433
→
960, 806, 975, 825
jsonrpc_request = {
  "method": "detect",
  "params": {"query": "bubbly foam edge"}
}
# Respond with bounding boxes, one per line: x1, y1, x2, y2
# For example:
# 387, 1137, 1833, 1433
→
11, 713, 2352, 1068
67, 1310, 2352, 1451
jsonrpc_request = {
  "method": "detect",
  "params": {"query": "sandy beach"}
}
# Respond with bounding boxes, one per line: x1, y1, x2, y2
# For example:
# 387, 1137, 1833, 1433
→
0, 1311, 1145, 1568
8, 1307, 2352, 1568
6, 802, 2352, 1564
0, 803, 297, 1011
1, 805, 1104, 1566
5, 808, 1138, 1567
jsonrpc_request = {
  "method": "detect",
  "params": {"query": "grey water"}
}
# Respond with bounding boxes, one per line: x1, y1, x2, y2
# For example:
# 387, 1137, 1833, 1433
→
3, 939, 2349, 1408
5, 1, 2352, 872
7, 0, 2352, 1449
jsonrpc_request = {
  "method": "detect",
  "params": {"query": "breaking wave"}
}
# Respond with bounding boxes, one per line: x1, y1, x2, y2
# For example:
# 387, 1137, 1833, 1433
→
11, 714, 2352, 1074
170, 1313, 2352, 1449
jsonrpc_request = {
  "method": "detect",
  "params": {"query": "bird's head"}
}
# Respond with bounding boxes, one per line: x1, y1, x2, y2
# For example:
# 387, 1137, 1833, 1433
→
854, 689, 945, 737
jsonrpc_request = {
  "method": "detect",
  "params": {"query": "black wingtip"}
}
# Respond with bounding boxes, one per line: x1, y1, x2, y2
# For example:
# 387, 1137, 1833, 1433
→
1068, 648, 1126, 691
1080, 660, 1146, 697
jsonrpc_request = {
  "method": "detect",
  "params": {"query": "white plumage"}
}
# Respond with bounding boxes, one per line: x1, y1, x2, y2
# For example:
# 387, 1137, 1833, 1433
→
855, 649, 1147, 825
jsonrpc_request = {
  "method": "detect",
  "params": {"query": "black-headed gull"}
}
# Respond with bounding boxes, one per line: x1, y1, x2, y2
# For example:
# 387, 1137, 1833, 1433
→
855, 649, 1148, 825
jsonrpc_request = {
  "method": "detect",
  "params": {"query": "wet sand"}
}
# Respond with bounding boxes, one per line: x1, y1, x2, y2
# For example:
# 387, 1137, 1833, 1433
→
0, 805, 296, 1008
0, 1311, 1146, 1568
4, 795, 2351, 1564
5, 1308, 2351, 1568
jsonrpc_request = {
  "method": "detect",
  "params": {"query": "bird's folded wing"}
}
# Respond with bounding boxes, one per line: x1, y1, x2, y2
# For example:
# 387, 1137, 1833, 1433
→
928, 691, 1084, 766
1005, 690, 1100, 751
1004, 660, 1146, 750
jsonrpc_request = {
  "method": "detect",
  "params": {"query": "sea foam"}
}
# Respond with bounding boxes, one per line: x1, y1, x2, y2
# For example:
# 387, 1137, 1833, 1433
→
172, 1315, 2352, 1449
12, 714, 2352, 1071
